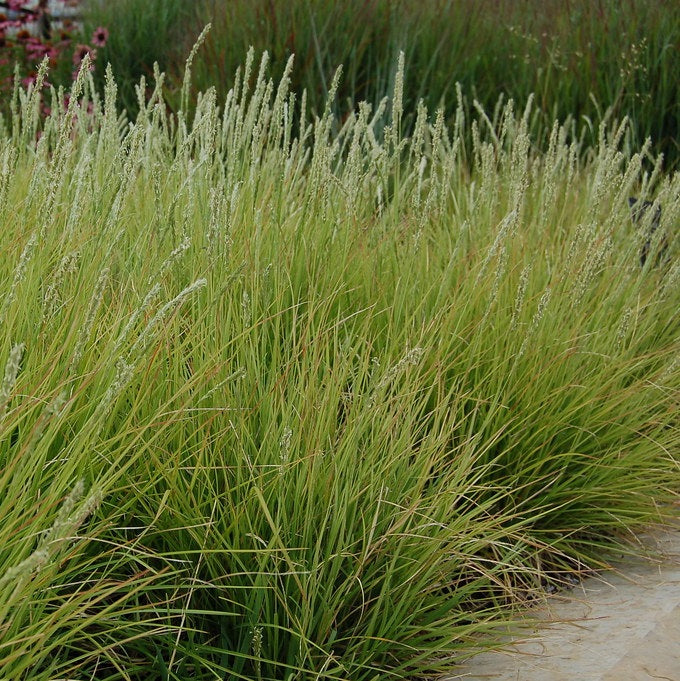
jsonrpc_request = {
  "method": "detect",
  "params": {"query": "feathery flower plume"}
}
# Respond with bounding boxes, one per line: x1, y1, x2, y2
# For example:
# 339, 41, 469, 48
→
369, 346, 424, 406
1, 232, 37, 326
0, 479, 101, 590
0, 343, 24, 418
69, 268, 110, 375
129, 279, 207, 357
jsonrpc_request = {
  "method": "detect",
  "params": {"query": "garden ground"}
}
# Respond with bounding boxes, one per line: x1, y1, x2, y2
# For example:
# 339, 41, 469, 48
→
446, 524, 680, 680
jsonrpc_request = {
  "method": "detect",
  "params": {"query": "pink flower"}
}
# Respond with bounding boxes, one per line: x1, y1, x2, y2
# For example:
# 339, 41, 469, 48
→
25, 37, 51, 60
0, 20, 22, 31
73, 43, 96, 67
91, 26, 109, 47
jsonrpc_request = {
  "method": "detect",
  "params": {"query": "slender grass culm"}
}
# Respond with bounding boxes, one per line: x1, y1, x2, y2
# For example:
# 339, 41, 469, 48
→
0, 45, 678, 681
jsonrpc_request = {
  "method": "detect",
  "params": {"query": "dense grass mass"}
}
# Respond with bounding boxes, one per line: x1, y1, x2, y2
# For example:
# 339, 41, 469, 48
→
0, 52, 679, 680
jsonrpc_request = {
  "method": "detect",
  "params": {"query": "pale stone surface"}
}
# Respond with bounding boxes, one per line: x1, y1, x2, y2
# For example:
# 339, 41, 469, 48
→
445, 529, 680, 681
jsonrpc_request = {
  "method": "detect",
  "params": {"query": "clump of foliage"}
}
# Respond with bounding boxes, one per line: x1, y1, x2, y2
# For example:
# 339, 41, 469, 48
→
0, 48, 678, 680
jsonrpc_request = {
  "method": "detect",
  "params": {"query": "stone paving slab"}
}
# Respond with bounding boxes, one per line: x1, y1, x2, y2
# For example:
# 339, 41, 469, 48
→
445, 528, 680, 681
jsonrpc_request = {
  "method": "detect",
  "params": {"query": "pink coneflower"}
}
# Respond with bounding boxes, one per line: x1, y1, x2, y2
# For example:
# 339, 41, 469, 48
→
73, 43, 96, 66
0, 19, 22, 31
25, 37, 50, 60
91, 26, 109, 47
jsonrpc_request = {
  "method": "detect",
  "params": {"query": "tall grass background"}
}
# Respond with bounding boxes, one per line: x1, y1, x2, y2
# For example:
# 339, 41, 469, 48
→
80, 0, 680, 168
0, 46, 678, 679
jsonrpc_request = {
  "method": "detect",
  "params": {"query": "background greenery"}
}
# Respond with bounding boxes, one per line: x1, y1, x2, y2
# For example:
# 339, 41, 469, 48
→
81, 0, 680, 168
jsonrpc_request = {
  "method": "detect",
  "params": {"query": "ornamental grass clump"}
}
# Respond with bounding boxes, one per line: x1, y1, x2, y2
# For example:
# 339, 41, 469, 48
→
0, 47, 678, 680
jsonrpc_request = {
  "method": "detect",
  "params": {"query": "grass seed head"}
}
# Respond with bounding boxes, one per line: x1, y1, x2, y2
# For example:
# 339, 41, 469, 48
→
0, 343, 25, 416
